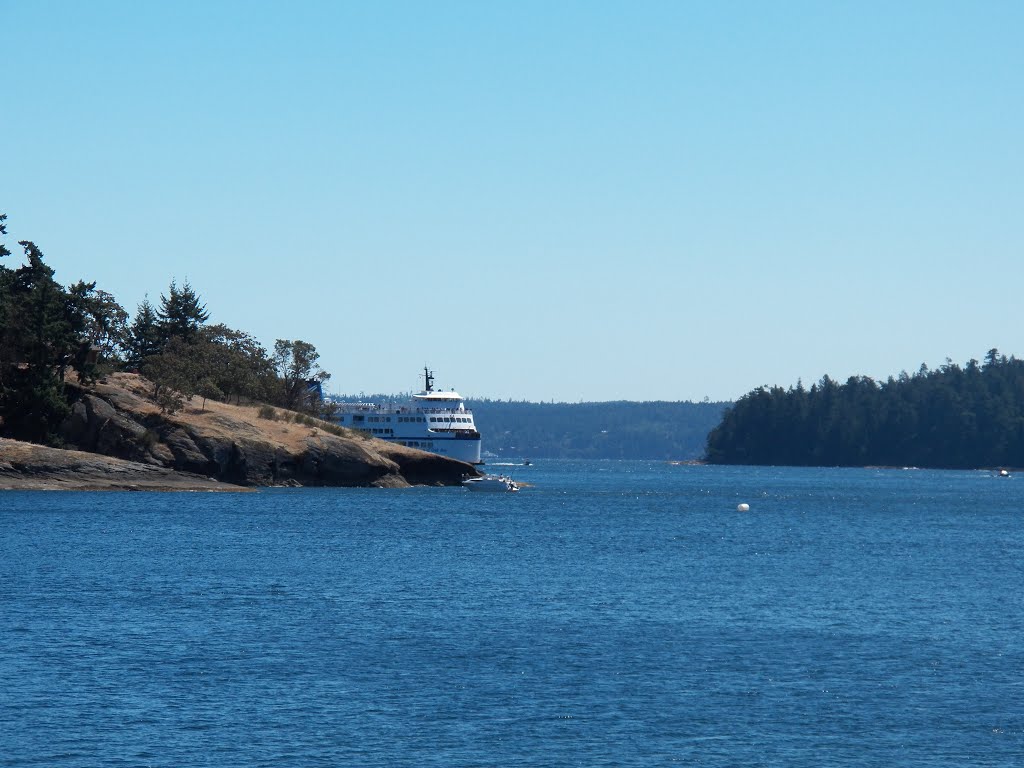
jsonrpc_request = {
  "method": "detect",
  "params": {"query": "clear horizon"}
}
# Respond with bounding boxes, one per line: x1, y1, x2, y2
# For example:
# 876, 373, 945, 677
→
6, 1, 1022, 402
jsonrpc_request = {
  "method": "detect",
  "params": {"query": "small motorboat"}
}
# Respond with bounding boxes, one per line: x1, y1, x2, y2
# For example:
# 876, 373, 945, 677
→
462, 474, 520, 492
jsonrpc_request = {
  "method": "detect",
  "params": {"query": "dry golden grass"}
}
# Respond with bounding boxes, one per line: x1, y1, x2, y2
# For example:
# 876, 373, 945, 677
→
95, 372, 422, 460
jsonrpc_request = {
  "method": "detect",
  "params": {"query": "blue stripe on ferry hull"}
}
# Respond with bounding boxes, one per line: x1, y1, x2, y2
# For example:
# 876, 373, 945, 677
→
380, 436, 482, 464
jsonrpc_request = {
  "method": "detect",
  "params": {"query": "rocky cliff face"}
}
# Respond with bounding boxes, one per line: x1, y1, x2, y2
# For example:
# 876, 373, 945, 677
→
3, 373, 477, 490
0, 438, 243, 491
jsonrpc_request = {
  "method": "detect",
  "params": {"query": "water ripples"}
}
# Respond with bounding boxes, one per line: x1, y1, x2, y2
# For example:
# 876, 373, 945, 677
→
2, 464, 1023, 766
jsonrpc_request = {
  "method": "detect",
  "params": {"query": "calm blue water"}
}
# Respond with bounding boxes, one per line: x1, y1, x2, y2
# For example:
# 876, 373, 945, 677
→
2, 461, 1023, 767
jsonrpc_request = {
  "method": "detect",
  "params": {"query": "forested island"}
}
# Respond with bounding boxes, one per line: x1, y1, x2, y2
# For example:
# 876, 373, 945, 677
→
706, 352, 1024, 469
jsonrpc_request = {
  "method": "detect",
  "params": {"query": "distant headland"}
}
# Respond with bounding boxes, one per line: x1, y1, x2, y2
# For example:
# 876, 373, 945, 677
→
705, 350, 1024, 470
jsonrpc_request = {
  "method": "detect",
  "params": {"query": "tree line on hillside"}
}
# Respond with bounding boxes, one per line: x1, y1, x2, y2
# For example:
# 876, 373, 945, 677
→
468, 399, 730, 460
0, 213, 331, 445
328, 395, 729, 461
705, 351, 1024, 469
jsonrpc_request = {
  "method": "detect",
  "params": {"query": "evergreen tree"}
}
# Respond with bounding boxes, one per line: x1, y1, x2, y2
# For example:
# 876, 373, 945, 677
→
125, 297, 163, 369
157, 279, 209, 343
76, 287, 129, 367
0, 239, 79, 443
0, 214, 15, 376
705, 351, 1024, 469
0, 216, 134, 442
0, 214, 10, 260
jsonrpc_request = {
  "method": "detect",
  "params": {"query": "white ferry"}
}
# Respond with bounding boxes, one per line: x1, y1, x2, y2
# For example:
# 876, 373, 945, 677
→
330, 368, 482, 465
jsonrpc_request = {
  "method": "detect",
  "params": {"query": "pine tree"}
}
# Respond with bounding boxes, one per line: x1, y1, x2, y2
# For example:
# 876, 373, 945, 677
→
75, 286, 129, 367
157, 279, 209, 343
705, 352, 1024, 469
125, 297, 163, 369
0, 239, 78, 443
0, 214, 14, 375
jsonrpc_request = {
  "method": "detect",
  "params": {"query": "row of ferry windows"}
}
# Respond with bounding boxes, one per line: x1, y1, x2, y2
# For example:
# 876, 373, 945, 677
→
349, 415, 472, 425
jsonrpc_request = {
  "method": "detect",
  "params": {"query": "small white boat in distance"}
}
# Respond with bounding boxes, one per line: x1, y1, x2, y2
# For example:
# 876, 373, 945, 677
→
462, 474, 520, 492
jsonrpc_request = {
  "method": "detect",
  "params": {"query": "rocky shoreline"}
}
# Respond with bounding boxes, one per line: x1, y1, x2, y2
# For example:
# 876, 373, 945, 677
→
0, 373, 478, 491
0, 438, 246, 491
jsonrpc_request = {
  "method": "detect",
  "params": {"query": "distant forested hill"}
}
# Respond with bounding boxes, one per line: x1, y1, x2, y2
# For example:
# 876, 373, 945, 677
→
706, 350, 1024, 469
467, 400, 730, 460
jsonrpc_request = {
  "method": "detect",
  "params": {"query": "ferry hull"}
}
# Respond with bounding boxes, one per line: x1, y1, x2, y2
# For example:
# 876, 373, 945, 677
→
389, 436, 482, 465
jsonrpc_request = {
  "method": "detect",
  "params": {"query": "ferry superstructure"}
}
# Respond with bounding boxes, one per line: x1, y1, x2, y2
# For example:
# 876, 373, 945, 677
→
330, 368, 482, 465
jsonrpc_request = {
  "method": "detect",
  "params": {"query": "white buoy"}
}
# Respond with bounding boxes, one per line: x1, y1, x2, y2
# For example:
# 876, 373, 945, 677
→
1000, 469, 1010, 477
736, 503, 750, 512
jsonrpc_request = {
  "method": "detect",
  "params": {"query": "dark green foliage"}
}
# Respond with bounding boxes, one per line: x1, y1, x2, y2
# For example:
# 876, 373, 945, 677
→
136, 296, 280, 413
1, 367, 71, 445
273, 339, 331, 412
0, 215, 10, 260
158, 279, 209, 343
132, 316, 331, 418
202, 324, 276, 404
5, 241, 81, 373
75, 286, 129, 358
0, 213, 341, 441
705, 351, 1024, 469
125, 298, 162, 369
0, 230, 97, 443
140, 330, 264, 414
142, 337, 199, 413
66, 282, 130, 382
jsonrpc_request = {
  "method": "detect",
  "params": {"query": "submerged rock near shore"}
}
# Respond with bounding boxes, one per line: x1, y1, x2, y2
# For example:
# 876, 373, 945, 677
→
1, 373, 477, 491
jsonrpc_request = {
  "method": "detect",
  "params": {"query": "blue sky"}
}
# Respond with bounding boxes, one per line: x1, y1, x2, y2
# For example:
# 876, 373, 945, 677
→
5, 1, 1022, 401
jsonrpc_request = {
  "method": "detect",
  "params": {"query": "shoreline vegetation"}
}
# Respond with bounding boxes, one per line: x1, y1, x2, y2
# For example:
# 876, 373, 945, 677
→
2, 213, 1020, 479
0, 214, 475, 489
706, 350, 1024, 470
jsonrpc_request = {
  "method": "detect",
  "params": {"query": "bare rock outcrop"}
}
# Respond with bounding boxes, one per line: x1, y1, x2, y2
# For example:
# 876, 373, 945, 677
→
0, 438, 241, 492
45, 373, 478, 489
